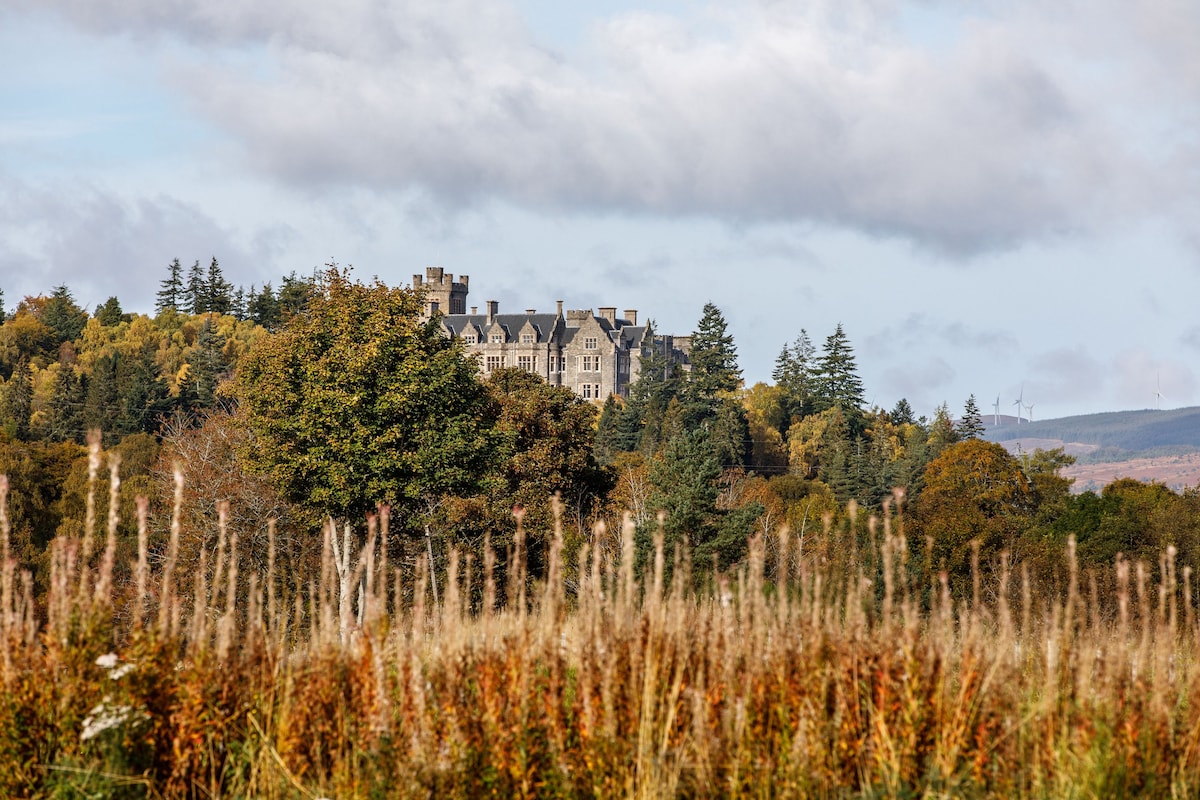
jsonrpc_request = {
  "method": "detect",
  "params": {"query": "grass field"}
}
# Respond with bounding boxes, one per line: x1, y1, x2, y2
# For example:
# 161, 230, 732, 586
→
2, 463, 1199, 798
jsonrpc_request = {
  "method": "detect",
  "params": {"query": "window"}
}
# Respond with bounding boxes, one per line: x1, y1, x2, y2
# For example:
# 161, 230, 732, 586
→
517, 355, 536, 373
583, 336, 598, 350
580, 383, 601, 399
486, 355, 504, 372
463, 333, 476, 344
520, 333, 535, 344
550, 356, 565, 372
490, 333, 504, 344
579, 355, 599, 372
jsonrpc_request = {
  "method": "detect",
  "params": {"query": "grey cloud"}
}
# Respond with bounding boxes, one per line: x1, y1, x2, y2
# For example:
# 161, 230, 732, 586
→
0, 173, 274, 311
1110, 348, 1197, 410
1026, 346, 1104, 406
18, 0, 1198, 254
865, 313, 1016, 358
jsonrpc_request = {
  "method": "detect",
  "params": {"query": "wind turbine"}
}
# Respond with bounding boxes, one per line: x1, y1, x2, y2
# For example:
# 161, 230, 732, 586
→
1156, 372, 1166, 410
1024, 401, 1035, 422
992, 395, 1001, 426
1012, 384, 1024, 424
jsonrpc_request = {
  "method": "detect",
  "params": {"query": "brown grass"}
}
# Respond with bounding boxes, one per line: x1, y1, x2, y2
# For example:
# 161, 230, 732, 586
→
0, 444, 1198, 798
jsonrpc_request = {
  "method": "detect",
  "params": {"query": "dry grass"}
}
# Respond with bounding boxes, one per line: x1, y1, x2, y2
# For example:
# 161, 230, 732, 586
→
1, 442, 1199, 798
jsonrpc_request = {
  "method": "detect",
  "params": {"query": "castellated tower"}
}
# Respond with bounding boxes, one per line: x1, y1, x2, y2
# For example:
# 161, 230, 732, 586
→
413, 267, 468, 318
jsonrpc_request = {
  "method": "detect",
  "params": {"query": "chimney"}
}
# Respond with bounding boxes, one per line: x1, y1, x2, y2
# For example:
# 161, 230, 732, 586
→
526, 308, 536, 315
598, 307, 617, 326
556, 300, 564, 318
486, 300, 498, 323
624, 309, 638, 326
470, 306, 478, 315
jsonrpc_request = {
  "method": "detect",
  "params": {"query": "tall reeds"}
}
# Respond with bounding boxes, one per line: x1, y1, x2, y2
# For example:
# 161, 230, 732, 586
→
0, 455, 1198, 797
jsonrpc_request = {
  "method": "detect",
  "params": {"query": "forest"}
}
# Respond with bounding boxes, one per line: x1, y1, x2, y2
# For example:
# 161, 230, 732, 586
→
3, 263, 1200, 797
1, 261, 1199, 602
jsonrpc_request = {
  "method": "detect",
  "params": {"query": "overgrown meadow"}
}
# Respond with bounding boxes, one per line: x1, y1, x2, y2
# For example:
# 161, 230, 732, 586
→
2, 441, 1200, 799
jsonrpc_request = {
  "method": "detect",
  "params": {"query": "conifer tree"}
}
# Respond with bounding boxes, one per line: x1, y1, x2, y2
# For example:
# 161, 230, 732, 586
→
205, 257, 233, 316
185, 260, 206, 315
156, 258, 185, 314
247, 283, 281, 330
42, 285, 88, 345
94, 296, 124, 326
958, 394, 986, 440
814, 323, 865, 432
890, 398, 915, 426
84, 353, 120, 439
773, 329, 816, 423
0, 287, 6, 322
688, 302, 741, 401
1, 359, 33, 440
46, 364, 86, 443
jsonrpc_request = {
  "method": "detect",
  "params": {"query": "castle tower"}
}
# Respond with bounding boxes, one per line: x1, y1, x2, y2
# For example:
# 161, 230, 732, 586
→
413, 266, 469, 318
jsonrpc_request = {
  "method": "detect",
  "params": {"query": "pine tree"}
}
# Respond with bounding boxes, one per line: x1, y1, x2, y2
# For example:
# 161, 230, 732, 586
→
116, 347, 173, 435
46, 364, 86, 443
688, 302, 741, 401
773, 329, 816, 423
84, 353, 120, 440
183, 319, 228, 410
2, 359, 33, 440
94, 296, 124, 326
185, 260, 206, 315
890, 398, 915, 426
814, 323, 865, 432
957, 394, 986, 440
230, 287, 247, 321
205, 257, 233, 316
0, 287, 6, 322
156, 258, 185, 314
247, 283, 281, 330
42, 285, 88, 345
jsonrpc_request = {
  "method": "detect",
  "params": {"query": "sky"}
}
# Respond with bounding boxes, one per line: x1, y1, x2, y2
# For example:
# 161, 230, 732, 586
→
2, 0, 1200, 421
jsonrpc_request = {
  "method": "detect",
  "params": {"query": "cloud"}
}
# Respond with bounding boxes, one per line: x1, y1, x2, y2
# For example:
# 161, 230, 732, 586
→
1026, 346, 1104, 406
15, 0, 1198, 255
1110, 348, 1197, 409
864, 313, 1016, 359
0, 172, 277, 310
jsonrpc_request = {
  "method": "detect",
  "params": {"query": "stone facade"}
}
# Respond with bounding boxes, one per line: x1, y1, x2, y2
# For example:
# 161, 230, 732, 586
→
413, 267, 688, 401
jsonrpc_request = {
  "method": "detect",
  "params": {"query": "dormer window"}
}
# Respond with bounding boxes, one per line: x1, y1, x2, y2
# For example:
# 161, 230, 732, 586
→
521, 333, 535, 344
584, 337, 597, 350
490, 333, 504, 344
463, 334, 476, 344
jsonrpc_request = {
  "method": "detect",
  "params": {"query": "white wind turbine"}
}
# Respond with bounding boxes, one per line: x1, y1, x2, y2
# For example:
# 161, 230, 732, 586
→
1156, 372, 1167, 410
992, 394, 1001, 426
1024, 401, 1035, 422
1012, 384, 1024, 423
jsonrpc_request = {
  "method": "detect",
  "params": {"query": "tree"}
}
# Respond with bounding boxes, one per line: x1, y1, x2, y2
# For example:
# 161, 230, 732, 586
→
1, 359, 33, 440
204, 257, 233, 316
813, 324, 865, 433
890, 398, 915, 426
957, 394, 985, 440
45, 364, 86, 444
0, 287, 5, 321
236, 269, 499, 530
185, 260, 206, 315
156, 259, 185, 314
247, 283, 281, 330
773, 330, 816, 423
910, 439, 1035, 591
688, 302, 741, 401
41, 285, 88, 346
94, 296, 124, 327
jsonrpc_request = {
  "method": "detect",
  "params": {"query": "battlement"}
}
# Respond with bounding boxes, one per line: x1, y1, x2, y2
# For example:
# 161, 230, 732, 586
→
415, 266, 468, 317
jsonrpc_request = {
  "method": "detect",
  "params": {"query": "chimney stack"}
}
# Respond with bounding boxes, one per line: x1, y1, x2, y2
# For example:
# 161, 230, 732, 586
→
470, 306, 478, 315
598, 307, 617, 326
486, 300, 498, 323
624, 309, 638, 326
556, 300, 564, 317
526, 308, 536, 315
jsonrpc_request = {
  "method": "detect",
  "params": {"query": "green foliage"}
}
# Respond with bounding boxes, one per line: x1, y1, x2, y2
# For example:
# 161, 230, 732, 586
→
688, 302, 741, 401
812, 323, 865, 431
236, 268, 499, 528
1, 360, 33, 440
94, 297, 125, 327
42, 285, 89, 346
957, 394, 985, 439
156, 258, 185, 314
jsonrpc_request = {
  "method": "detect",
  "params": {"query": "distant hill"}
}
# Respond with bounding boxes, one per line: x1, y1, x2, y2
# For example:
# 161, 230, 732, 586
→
981, 407, 1200, 493
984, 407, 1200, 461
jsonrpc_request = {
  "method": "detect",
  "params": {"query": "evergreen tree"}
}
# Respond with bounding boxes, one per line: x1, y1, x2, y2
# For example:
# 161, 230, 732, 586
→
46, 364, 86, 443
115, 347, 173, 435
204, 257, 233, 316
813, 323, 865, 432
773, 329, 816, 423
84, 353, 120, 439
247, 283, 281, 330
156, 258, 185, 314
890, 398, 915, 426
94, 296, 124, 326
185, 260, 206, 315
42, 285, 88, 345
230, 286, 247, 321
0, 287, 6, 322
182, 319, 228, 410
957, 394, 986, 440
688, 302, 741, 401
1, 359, 33, 440
277, 272, 315, 322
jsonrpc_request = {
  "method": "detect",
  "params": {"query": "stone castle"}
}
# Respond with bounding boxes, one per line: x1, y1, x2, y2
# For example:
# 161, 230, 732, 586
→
413, 267, 689, 401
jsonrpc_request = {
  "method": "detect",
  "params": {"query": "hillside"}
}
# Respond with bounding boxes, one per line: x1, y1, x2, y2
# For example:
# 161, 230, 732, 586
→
982, 406, 1200, 492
